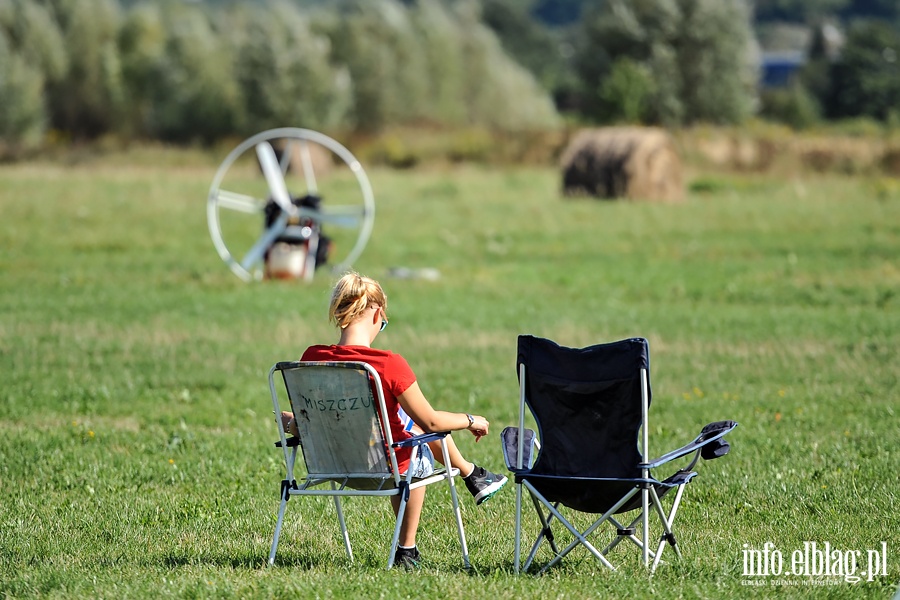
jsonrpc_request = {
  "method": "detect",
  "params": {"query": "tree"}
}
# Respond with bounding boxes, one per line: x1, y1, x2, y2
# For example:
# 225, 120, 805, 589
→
574, 0, 758, 126
753, 0, 850, 23
481, 0, 566, 92
324, 0, 558, 131
597, 58, 655, 123
325, 0, 430, 130
43, 0, 125, 138
117, 3, 167, 138
409, 0, 468, 124
225, 1, 351, 134
450, 0, 559, 129
0, 30, 46, 155
2, 0, 68, 86
532, 0, 586, 26
118, 2, 243, 143
0, 0, 69, 154
824, 19, 900, 121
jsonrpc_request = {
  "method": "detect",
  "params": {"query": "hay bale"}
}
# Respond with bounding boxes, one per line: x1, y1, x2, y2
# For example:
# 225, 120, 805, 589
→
560, 127, 684, 201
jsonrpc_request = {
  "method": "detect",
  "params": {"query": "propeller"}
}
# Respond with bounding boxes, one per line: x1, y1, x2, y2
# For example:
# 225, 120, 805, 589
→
256, 141, 297, 216
240, 212, 289, 272
299, 140, 319, 196
296, 205, 366, 228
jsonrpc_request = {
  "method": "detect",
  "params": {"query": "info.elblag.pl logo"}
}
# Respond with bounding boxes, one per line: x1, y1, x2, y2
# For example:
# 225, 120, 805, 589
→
742, 541, 889, 585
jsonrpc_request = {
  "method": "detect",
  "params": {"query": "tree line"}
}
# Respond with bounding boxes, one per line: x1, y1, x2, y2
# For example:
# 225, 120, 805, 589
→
0, 0, 559, 156
483, 0, 900, 129
1, 0, 898, 159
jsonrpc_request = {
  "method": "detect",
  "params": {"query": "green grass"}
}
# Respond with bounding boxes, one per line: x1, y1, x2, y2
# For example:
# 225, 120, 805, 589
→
1, 151, 898, 598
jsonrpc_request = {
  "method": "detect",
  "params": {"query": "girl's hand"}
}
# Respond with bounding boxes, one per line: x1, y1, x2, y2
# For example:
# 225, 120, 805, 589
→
468, 414, 489, 442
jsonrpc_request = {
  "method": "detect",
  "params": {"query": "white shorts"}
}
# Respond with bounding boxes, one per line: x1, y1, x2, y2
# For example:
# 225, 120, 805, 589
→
405, 443, 435, 479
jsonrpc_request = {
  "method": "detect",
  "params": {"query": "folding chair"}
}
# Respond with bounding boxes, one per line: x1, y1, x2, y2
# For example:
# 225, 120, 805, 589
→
502, 335, 737, 574
267, 360, 470, 570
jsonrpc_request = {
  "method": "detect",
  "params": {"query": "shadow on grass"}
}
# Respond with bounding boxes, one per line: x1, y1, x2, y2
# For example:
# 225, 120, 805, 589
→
158, 551, 474, 572
159, 553, 273, 570
157, 551, 504, 574
157, 551, 337, 571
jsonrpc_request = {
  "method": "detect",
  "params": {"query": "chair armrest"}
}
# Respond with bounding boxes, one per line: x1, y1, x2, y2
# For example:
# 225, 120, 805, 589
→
275, 436, 300, 448
639, 420, 738, 469
392, 431, 449, 448
501, 426, 537, 472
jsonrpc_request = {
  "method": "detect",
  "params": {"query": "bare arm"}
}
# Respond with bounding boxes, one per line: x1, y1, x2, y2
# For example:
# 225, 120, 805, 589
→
397, 381, 490, 441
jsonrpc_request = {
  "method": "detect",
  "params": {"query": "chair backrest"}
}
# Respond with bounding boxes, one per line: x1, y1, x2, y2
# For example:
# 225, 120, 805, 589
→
276, 361, 395, 480
517, 335, 650, 480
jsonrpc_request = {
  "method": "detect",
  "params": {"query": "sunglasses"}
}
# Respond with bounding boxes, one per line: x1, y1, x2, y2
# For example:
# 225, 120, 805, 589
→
378, 306, 388, 331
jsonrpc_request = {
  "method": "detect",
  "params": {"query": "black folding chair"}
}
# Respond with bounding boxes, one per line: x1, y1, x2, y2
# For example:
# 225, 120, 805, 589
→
502, 335, 737, 573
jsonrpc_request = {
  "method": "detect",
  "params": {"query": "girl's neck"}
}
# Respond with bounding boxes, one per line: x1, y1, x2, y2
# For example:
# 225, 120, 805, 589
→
338, 326, 371, 348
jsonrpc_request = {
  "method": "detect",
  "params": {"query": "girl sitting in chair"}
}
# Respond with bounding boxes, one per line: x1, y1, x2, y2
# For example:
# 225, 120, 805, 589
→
281, 272, 507, 568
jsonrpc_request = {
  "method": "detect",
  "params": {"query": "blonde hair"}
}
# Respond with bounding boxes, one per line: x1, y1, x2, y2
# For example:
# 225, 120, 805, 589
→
329, 272, 387, 329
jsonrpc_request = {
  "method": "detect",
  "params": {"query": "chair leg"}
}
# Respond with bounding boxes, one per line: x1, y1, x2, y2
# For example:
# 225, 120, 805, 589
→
641, 485, 650, 567
522, 495, 557, 572
333, 494, 353, 562
602, 516, 629, 555
386, 482, 410, 570
525, 482, 619, 574
602, 515, 656, 560
445, 469, 470, 569
650, 484, 686, 573
436, 440, 469, 569
541, 505, 561, 555
268, 494, 289, 566
601, 514, 656, 558
514, 483, 522, 573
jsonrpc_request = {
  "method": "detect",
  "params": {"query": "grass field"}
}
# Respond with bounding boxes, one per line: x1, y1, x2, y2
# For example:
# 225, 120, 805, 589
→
1, 148, 898, 598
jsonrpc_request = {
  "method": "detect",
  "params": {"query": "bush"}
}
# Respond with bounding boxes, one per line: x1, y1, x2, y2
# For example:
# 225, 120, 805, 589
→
760, 83, 821, 129
363, 134, 421, 169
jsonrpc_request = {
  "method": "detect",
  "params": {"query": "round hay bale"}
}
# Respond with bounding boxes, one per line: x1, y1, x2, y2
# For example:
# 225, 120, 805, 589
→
560, 127, 684, 202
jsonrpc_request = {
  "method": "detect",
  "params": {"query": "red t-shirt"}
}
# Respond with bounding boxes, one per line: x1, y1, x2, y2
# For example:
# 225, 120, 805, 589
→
300, 345, 418, 473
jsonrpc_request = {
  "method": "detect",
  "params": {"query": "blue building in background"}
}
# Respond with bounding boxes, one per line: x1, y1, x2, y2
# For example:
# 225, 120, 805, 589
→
761, 51, 806, 87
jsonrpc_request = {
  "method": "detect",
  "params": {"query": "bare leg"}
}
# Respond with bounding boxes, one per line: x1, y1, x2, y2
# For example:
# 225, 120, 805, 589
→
390, 486, 426, 547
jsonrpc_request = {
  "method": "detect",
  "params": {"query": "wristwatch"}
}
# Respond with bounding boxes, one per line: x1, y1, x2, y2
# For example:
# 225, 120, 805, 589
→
466, 413, 475, 429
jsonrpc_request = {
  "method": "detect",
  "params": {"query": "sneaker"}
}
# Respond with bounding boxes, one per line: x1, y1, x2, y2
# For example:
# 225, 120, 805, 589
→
393, 546, 421, 569
463, 465, 508, 505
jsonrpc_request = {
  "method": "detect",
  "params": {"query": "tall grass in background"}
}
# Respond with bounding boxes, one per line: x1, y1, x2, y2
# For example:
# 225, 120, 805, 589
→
0, 150, 897, 598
